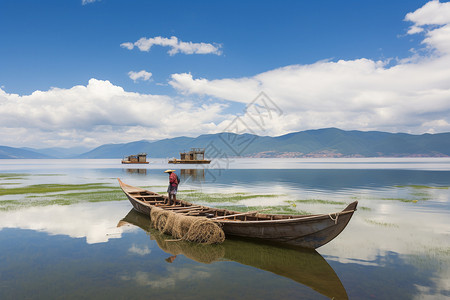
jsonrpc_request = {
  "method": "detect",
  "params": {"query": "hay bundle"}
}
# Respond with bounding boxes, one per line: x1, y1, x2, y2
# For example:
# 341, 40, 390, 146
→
172, 215, 198, 239
149, 206, 225, 244
184, 218, 226, 244
150, 206, 163, 225
151, 207, 170, 232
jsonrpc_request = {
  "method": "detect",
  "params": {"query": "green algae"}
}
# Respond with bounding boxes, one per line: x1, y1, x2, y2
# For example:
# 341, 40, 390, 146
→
394, 185, 449, 189
178, 191, 284, 203
287, 199, 347, 205
0, 182, 126, 211
381, 198, 419, 203
359, 206, 372, 211
214, 204, 310, 215
0, 173, 27, 178
0, 183, 114, 196
365, 219, 399, 228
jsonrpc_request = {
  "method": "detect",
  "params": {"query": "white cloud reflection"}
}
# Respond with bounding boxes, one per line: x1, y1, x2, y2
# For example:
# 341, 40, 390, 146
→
120, 266, 211, 288
0, 201, 134, 244
128, 244, 151, 256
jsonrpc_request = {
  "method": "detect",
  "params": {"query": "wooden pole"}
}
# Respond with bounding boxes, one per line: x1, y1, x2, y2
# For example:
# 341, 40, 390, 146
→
211, 209, 270, 220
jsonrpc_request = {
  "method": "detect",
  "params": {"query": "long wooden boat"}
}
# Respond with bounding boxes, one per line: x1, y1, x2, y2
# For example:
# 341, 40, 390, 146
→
118, 179, 357, 249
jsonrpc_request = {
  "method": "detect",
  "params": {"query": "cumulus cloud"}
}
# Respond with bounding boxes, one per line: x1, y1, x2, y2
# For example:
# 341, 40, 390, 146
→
0, 79, 226, 148
405, 0, 450, 54
169, 1, 450, 135
121, 36, 222, 56
128, 70, 152, 82
82, 0, 97, 5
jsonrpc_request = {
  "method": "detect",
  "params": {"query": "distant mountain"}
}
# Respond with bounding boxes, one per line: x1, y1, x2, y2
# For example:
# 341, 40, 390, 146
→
0, 146, 54, 159
2, 128, 449, 159
21, 146, 91, 158
75, 128, 450, 159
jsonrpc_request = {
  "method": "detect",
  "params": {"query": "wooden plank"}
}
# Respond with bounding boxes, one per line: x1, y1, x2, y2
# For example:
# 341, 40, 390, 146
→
165, 205, 202, 211
173, 207, 206, 213
211, 211, 259, 220
142, 200, 165, 204
155, 204, 183, 208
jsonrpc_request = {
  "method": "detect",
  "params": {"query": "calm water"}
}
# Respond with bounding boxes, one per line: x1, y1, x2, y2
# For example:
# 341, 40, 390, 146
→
0, 158, 449, 299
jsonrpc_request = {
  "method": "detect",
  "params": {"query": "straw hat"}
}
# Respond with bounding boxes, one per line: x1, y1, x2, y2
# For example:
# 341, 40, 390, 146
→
164, 169, 175, 173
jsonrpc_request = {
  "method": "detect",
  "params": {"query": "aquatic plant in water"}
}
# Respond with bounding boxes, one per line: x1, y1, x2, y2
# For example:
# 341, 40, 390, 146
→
178, 191, 284, 203
365, 219, 399, 228
0, 183, 124, 210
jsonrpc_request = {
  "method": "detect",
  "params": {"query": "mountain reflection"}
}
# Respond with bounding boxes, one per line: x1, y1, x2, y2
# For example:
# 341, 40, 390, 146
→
118, 209, 348, 300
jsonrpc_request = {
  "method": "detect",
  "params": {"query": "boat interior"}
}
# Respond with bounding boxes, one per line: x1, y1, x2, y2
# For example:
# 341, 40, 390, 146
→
126, 189, 323, 222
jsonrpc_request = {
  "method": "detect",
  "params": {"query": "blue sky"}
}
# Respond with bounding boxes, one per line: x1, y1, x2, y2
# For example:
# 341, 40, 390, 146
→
1, 0, 449, 148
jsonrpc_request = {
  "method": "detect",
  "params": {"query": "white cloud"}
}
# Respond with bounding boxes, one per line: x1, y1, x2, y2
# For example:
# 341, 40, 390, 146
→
82, 0, 98, 5
128, 70, 152, 82
121, 36, 222, 56
405, 0, 450, 54
0, 79, 227, 148
120, 42, 134, 50
168, 1, 450, 136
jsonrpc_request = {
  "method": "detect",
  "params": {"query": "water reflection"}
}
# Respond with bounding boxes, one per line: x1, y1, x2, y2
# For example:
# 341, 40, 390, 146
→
124, 168, 147, 175
180, 169, 205, 183
118, 209, 348, 300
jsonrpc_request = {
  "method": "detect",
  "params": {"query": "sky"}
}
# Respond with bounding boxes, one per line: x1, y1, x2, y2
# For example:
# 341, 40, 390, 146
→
1, 0, 450, 149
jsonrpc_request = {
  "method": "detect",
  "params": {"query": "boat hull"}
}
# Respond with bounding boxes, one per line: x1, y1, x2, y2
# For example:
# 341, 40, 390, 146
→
221, 211, 355, 248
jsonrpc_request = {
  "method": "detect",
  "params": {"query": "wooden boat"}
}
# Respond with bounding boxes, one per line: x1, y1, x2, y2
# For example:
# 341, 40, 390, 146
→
121, 153, 149, 164
118, 179, 357, 249
168, 148, 211, 164
118, 209, 349, 299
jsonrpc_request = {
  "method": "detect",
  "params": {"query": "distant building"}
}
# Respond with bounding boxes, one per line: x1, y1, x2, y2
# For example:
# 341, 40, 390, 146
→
122, 153, 149, 164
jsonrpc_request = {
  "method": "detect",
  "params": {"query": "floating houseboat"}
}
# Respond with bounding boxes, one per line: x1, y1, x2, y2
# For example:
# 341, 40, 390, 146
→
168, 148, 211, 164
122, 153, 149, 164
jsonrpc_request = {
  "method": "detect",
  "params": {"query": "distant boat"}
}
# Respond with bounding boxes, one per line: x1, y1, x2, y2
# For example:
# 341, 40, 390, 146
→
118, 179, 358, 249
118, 209, 349, 300
121, 153, 149, 164
168, 148, 211, 164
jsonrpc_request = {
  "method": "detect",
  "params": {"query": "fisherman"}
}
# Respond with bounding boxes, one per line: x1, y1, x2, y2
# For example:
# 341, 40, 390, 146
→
164, 169, 180, 206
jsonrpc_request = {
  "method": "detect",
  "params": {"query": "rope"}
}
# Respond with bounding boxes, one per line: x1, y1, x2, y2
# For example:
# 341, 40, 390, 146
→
329, 212, 339, 224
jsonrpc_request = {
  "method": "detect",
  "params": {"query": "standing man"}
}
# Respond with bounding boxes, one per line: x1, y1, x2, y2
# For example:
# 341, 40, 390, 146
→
164, 169, 180, 206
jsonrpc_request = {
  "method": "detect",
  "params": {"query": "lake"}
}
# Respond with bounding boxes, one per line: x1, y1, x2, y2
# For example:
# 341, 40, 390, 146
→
0, 158, 449, 299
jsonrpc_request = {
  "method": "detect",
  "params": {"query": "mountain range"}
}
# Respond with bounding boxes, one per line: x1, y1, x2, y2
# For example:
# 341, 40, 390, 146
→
1, 128, 449, 159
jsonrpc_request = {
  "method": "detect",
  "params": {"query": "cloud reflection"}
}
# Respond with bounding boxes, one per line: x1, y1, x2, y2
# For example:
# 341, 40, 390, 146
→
128, 244, 151, 256
120, 266, 211, 288
0, 201, 133, 244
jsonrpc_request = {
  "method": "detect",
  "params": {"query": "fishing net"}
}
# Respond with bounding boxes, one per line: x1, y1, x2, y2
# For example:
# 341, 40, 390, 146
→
172, 215, 198, 239
185, 218, 226, 244
149, 206, 225, 244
